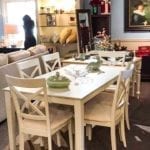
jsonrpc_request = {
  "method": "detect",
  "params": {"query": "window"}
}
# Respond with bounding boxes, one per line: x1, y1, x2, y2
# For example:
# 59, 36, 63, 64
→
4, 0, 36, 47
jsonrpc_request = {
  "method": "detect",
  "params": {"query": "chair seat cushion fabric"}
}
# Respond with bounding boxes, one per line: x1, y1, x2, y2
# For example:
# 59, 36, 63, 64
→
8, 50, 30, 63
91, 92, 113, 106
66, 28, 77, 44
28, 44, 47, 56
22, 104, 73, 136
85, 93, 121, 122
0, 54, 8, 66
59, 28, 72, 44
105, 84, 116, 92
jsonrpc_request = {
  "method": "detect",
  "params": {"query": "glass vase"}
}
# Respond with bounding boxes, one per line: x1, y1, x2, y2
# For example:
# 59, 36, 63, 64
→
92, 5, 98, 15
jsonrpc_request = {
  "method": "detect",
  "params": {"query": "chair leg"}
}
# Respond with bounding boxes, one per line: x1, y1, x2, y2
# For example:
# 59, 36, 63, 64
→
131, 79, 135, 97
56, 132, 61, 147
19, 132, 24, 150
47, 135, 52, 150
120, 117, 127, 148
39, 137, 44, 147
68, 121, 73, 150
118, 124, 122, 142
125, 103, 130, 130
110, 125, 117, 150
86, 125, 92, 141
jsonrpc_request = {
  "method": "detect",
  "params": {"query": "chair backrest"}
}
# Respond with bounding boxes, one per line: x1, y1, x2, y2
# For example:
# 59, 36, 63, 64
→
41, 52, 61, 73
5, 75, 50, 131
16, 58, 42, 78
97, 51, 127, 66
112, 64, 134, 120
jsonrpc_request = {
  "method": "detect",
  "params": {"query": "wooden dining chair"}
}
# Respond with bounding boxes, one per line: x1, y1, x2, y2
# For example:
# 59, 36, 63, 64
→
16, 55, 68, 147
84, 69, 131, 150
16, 58, 42, 78
41, 52, 61, 73
97, 51, 127, 66
5, 75, 73, 150
103, 64, 134, 130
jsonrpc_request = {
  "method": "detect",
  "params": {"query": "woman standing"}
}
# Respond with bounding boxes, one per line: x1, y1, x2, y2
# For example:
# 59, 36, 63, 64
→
23, 15, 36, 49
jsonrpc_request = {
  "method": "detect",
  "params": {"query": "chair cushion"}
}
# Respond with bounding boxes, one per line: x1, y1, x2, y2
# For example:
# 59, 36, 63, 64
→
51, 32, 60, 43
22, 104, 73, 136
8, 50, 30, 63
59, 28, 72, 44
85, 92, 121, 122
105, 84, 116, 92
0, 54, 8, 66
28, 45, 47, 56
66, 28, 77, 44
93, 92, 114, 105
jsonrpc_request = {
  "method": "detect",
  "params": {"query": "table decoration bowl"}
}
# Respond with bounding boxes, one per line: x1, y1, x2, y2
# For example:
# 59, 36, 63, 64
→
47, 72, 70, 88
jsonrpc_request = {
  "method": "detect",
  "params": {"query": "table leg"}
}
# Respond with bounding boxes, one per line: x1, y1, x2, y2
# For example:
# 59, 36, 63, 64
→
74, 101, 84, 150
5, 91, 16, 150
136, 61, 141, 99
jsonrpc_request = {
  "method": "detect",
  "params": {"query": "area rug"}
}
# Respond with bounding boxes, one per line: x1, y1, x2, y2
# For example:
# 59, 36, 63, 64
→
129, 96, 150, 126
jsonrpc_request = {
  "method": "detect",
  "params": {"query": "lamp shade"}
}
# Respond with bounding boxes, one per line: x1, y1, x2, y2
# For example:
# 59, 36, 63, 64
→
4, 24, 18, 34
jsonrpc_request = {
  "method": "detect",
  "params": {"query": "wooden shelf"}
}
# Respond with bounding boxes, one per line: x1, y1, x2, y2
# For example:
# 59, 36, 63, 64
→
91, 13, 111, 36
92, 13, 111, 17
39, 25, 76, 27
38, 12, 75, 15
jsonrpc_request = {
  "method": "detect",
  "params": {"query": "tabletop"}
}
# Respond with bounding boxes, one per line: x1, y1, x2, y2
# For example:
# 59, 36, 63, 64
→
4, 64, 125, 100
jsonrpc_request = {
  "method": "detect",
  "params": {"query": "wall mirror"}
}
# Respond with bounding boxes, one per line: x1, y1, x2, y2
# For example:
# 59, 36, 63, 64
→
76, 9, 93, 53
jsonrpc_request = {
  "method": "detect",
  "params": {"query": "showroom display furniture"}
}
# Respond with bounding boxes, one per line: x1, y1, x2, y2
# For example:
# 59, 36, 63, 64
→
84, 68, 134, 150
45, 42, 78, 58
17, 56, 65, 148
0, 47, 22, 53
136, 46, 150, 80
141, 56, 150, 80
4, 64, 125, 150
17, 58, 42, 78
0, 46, 49, 122
41, 52, 61, 73
97, 51, 127, 66
5, 75, 73, 150
96, 64, 134, 130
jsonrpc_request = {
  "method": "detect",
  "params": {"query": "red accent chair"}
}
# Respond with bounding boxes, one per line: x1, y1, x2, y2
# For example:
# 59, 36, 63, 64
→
136, 46, 150, 57
136, 46, 150, 80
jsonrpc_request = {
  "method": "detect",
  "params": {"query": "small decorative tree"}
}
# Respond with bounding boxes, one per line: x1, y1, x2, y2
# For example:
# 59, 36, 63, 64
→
95, 28, 113, 51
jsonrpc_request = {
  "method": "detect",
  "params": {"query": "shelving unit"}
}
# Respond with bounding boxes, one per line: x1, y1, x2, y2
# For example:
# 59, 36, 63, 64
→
90, 0, 111, 37
36, 0, 77, 40
38, 13, 76, 27
36, 0, 79, 58
91, 14, 111, 36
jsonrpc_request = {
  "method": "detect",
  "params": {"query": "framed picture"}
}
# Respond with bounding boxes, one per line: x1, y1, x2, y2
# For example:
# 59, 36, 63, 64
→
124, 0, 150, 31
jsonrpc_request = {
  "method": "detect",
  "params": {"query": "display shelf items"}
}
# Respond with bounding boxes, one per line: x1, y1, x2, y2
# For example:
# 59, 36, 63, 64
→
89, 0, 111, 15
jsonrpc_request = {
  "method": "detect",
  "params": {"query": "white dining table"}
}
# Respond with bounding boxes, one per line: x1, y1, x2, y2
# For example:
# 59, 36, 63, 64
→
62, 56, 142, 99
4, 64, 125, 150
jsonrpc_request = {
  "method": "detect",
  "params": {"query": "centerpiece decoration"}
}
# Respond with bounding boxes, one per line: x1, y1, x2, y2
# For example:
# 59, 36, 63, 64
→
86, 55, 103, 73
95, 27, 113, 51
47, 72, 70, 88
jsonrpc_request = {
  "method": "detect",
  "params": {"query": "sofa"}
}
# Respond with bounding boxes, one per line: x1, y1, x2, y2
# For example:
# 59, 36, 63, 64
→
0, 45, 49, 122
